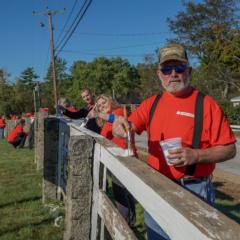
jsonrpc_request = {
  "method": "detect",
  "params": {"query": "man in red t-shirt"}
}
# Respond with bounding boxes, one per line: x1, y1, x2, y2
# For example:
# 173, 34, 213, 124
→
7, 119, 28, 148
0, 116, 6, 139
113, 43, 236, 240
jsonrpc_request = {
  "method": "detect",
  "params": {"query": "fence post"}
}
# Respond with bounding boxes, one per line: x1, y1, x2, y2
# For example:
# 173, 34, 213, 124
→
64, 135, 94, 240
42, 117, 59, 202
35, 112, 48, 170
23, 118, 31, 148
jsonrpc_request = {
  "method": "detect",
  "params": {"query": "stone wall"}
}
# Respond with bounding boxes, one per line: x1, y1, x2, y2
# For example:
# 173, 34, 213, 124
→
63, 135, 94, 240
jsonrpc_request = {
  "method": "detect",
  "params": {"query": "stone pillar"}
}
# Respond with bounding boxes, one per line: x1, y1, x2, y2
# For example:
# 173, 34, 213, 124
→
42, 117, 59, 202
35, 112, 48, 170
64, 135, 94, 240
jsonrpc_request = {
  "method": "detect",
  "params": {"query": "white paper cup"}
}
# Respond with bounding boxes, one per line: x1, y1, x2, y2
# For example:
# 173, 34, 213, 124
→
160, 137, 182, 165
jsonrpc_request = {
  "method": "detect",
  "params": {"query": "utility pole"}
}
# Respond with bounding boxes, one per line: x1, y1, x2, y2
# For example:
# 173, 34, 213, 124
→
33, 8, 65, 109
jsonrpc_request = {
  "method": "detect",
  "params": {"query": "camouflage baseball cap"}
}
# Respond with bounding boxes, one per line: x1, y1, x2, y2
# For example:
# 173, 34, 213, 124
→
159, 43, 188, 64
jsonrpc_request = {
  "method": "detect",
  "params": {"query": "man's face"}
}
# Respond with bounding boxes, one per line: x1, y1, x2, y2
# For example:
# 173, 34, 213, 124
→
80, 90, 93, 105
157, 60, 191, 96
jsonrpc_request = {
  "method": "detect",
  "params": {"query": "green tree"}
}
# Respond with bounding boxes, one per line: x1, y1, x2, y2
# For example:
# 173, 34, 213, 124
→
70, 57, 141, 106
13, 67, 39, 113
0, 69, 15, 115
167, 0, 240, 100
43, 58, 71, 110
137, 53, 163, 99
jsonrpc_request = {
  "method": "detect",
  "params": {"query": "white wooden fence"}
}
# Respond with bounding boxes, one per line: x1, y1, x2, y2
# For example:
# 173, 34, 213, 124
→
231, 125, 240, 132
42, 118, 240, 240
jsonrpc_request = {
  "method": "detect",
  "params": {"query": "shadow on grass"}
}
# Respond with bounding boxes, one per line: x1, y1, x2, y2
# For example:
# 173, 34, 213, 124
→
0, 217, 54, 236
132, 226, 146, 240
214, 181, 240, 224
215, 190, 240, 224
0, 196, 41, 209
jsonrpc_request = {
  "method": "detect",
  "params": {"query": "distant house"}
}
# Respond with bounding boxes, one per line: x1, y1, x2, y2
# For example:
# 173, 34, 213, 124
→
230, 96, 240, 107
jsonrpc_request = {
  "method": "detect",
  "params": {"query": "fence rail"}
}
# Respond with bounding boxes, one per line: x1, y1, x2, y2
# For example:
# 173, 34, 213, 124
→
38, 117, 240, 240
231, 125, 240, 132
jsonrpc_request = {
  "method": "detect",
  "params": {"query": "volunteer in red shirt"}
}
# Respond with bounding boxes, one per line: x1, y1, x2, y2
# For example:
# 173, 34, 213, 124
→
112, 43, 236, 240
58, 89, 101, 133
88, 94, 137, 227
0, 116, 6, 139
7, 119, 28, 148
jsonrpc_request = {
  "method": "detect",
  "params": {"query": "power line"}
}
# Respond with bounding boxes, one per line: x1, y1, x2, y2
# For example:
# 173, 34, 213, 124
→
80, 42, 164, 51
55, 0, 79, 47
55, 0, 93, 56
61, 50, 148, 57
54, 29, 172, 37
55, 0, 89, 51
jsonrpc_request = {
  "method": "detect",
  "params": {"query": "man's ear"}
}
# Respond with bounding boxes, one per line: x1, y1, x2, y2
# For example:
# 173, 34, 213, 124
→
157, 69, 161, 79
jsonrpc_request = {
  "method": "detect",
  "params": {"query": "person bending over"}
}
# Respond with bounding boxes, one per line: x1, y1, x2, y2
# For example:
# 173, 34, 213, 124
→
7, 119, 28, 149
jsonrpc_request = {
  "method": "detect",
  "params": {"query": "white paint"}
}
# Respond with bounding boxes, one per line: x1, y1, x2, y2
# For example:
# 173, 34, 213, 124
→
91, 143, 101, 240
106, 147, 134, 157
99, 144, 215, 240
63, 122, 240, 240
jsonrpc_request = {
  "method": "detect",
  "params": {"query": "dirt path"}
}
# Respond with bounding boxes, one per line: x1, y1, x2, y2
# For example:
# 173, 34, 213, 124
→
213, 169, 240, 202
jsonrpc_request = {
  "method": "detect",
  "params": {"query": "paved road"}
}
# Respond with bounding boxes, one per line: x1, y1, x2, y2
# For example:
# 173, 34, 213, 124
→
135, 132, 240, 176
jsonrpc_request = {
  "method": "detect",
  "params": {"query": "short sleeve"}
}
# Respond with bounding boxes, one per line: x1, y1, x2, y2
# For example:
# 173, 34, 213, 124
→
203, 96, 236, 146
129, 96, 156, 135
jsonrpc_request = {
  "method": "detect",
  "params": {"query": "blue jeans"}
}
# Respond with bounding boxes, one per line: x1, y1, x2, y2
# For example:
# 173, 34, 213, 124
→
0, 128, 4, 139
144, 177, 215, 240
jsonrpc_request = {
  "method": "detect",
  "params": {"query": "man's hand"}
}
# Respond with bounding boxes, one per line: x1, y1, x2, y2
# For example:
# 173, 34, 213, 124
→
112, 116, 131, 138
168, 147, 200, 167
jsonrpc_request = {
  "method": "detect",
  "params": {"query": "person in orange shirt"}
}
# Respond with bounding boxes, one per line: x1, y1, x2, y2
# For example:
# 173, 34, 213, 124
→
10, 114, 18, 121
112, 43, 236, 240
0, 115, 6, 139
7, 119, 28, 148
88, 94, 137, 227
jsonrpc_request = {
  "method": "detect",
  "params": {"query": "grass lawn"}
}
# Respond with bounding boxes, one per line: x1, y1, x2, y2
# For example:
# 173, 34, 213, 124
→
0, 140, 64, 240
0, 138, 238, 240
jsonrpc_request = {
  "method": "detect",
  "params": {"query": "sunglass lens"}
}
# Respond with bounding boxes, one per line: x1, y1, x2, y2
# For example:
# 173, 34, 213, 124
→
161, 66, 173, 75
160, 64, 186, 75
175, 64, 186, 73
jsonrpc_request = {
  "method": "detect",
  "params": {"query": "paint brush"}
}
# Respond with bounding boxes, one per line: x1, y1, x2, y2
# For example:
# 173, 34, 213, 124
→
80, 103, 97, 127
123, 106, 132, 156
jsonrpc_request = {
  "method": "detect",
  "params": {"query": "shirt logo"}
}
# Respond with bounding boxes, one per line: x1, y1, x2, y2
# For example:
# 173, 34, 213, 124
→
176, 111, 194, 118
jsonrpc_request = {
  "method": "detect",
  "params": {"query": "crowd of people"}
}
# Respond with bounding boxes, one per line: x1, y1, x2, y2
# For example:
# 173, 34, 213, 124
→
0, 112, 35, 148
1, 43, 237, 240
57, 43, 236, 240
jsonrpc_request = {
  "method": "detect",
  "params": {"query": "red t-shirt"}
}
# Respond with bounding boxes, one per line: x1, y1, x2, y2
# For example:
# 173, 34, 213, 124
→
0, 118, 6, 128
11, 115, 18, 120
101, 108, 127, 149
7, 125, 26, 142
129, 88, 236, 180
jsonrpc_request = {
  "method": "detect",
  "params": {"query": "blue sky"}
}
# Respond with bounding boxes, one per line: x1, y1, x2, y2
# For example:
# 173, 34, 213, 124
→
0, 0, 201, 82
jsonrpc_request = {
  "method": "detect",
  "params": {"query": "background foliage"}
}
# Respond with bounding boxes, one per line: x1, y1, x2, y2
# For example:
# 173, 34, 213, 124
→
0, 0, 239, 122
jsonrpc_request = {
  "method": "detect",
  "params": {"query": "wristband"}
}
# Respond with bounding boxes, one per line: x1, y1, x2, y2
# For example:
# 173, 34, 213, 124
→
107, 114, 115, 123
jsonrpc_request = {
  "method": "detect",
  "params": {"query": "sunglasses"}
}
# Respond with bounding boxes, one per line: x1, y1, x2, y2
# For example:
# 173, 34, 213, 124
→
160, 64, 187, 75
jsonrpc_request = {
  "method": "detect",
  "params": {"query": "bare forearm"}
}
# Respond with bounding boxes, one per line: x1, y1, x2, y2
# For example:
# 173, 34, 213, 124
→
197, 143, 236, 163
169, 143, 236, 167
